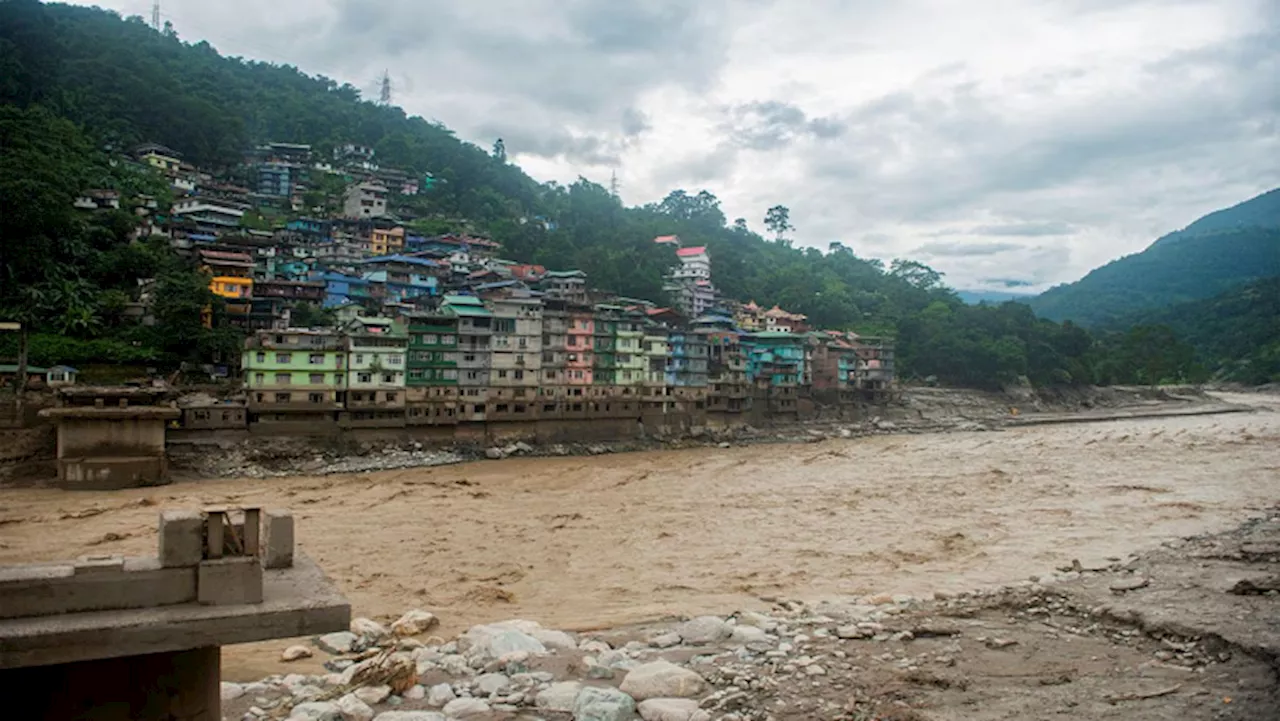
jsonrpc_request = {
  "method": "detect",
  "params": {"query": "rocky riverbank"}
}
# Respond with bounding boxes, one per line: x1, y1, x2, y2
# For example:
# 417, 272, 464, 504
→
224, 511, 1280, 721
170, 385, 1238, 480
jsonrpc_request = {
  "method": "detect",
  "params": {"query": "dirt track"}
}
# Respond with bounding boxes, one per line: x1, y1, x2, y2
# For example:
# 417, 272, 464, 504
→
1, 394, 1277, 681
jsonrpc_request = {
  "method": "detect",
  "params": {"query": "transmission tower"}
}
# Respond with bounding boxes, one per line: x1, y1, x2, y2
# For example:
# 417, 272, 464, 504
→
152, 0, 161, 30
609, 169, 620, 198
378, 71, 393, 106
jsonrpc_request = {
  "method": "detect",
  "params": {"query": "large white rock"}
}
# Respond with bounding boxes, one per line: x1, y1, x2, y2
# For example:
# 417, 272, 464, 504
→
531, 628, 578, 651
289, 701, 342, 721
426, 682, 456, 707
354, 685, 391, 705
442, 697, 491, 719
372, 713, 446, 721
220, 682, 245, 702
458, 621, 547, 661
474, 672, 511, 696
729, 625, 769, 644
350, 617, 390, 640
620, 661, 706, 701
676, 616, 731, 645
336, 693, 375, 721
282, 645, 314, 662
535, 681, 583, 712
638, 698, 713, 721
573, 686, 637, 721
390, 609, 440, 636
318, 632, 360, 654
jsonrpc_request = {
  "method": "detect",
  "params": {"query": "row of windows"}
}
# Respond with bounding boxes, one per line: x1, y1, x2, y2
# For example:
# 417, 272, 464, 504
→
412, 334, 457, 345
252, 351, 405, 367
408, 369, 460, 380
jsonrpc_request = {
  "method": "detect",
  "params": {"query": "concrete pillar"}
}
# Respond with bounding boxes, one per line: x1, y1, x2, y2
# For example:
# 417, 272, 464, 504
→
2, 646, 221, 720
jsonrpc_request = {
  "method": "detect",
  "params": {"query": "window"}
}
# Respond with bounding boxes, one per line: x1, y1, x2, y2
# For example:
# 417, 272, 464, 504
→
441, 334, 455, 344
275, 392, 291, 402
274, 335, 285, 344
276, 353, 292, 363
544, 404, 556, 413
518, 337, 527, 349
466, 371, 479, 381
275, 373, 291, 384
309, 393, 324, 403
497, 370, 507, 379
466, 388, 480, 396
382, 374, 394, 383
309, 353, 324, 364
423, 333, 438, 344
309, 373, 324, 384
574, 370, 583, 379
514, 370, 524, 380
355, 354, 365, 364
442, 369, 458, 380
496, 404, 509, 413
350, 392, 363, 402
255, 352, 265, 363
388, 355, 402, 366
385, 392, 397, 402
409, 369, 423, 380
358, 372, 372, 383
255, 372, 265, 384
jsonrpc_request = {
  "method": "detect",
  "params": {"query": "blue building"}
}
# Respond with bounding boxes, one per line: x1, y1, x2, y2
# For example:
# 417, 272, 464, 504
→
257, 163, 298, 197
313, 271, 373, 309
742, 332, 805, 386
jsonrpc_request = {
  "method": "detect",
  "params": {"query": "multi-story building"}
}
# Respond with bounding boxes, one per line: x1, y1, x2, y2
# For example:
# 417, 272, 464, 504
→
538, 299, 570, 417
343, 181, 389, 219
341, 317, 407, 427
734, 301, 765, 332
743, 332, 805, 415
853, 337, 896, 393
406, 311, 460, 426
615, 310, 646, 387
591, 304, 621, 386
370, 226, 406, 255
666, 328, 709, 388
257, 162, 298, 197
664, 246, 717, 318
173, 198, 245, 235
487, 295, 542, 421
445, 295, 492, 422
541, 270, 588, 304
566, 304, 595, 386
764, 305, 807, 333
242, 329, 345, 430
359, 255, 443, 304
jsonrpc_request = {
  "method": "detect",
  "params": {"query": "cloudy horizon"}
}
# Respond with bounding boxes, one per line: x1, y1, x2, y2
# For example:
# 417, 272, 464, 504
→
77, 0, 1280, 291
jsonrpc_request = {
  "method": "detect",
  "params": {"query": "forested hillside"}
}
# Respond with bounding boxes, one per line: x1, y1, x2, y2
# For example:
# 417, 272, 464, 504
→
1029, 190, 1280, 326
0, 0, 1264, 388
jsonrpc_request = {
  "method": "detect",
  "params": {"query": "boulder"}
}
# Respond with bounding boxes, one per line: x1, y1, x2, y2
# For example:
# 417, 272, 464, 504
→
426, 683, 455, 707
318, 632, 360, 655
402, 685, 425, 700
676, 616, 731, 645
729, 625, 768, 644
220, 682, 244, 702
620, 661, 705, 701
474, 672, 511, 696
638, 698, 712, 721
354, 685, 392, 705
391, 609, 440, 636
531, 628, 578, 651
336, 693, 375, 721
648, 632, 681, 649
282, 645, 315, 662
572, 686, 637, 721
289, 702, 342, 721
442, 697, 490, 719
484, 447, 506, 460
351, 618, 390, 640
458, 621, 547, 662
535, 681, 583, 712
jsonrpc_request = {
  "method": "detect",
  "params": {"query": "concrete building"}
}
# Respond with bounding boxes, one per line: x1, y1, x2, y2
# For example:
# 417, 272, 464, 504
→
445, 295, 493, 422
370, 226, 406, 255
343, 181, 389, 219
406, 310, 460, 426
172, 198, 245, 234
615, 310, 646, 387
37, 386, 180, 490
591, 304, 621, 386
0, 508, 348, 721
743, 331, 805, 415
341, 317, 407, 427
487, 295, 542, 421
541, 269, 588, 304
666, 327, 710, 388
566, 304, 595, 386
242, 329, 345, 432
665, 246, 717, 318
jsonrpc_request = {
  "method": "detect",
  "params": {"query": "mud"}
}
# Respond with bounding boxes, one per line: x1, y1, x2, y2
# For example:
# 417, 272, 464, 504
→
0, 393, 1275, 685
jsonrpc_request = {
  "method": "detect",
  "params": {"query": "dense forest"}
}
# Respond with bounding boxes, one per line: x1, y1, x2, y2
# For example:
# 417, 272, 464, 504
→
0, 0, 1272, 387
1029, 190, 1280, 326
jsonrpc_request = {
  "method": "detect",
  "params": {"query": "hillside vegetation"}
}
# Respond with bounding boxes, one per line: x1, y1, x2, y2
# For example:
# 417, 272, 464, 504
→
0, 0, 1265, 388
1029, 190, 1280, 326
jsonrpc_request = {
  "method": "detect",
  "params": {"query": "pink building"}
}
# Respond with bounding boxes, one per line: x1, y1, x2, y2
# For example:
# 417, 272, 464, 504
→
566, 310, 595, 384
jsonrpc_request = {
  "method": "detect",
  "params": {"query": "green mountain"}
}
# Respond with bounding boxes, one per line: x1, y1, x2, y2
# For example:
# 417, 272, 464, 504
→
1028, 189, 1280, 326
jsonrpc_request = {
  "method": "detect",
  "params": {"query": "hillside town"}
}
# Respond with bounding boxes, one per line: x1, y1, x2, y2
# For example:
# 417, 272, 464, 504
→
73, 140, 895, 433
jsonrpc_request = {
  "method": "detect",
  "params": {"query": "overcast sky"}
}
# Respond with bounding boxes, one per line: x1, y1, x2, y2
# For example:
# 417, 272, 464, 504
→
84, 0, 1279, 290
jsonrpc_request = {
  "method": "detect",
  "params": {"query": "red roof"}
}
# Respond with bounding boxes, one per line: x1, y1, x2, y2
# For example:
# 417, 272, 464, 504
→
653, 235, 680, 244
675, 246, 707, 257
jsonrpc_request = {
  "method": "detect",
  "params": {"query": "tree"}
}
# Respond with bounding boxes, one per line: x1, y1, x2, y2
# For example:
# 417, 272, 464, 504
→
492, 138, 506, 164
732, 218, 748, 233
764, 205, 794, 242
889, 259, 944, 291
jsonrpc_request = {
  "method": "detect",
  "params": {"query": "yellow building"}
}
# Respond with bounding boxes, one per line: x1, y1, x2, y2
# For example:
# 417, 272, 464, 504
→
210, 276, 253, 299
141, 151, 182, 173
370, 226, 406, 255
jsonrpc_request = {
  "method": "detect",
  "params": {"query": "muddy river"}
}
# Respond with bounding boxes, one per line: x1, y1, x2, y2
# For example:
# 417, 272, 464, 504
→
2, 393, 1277, 678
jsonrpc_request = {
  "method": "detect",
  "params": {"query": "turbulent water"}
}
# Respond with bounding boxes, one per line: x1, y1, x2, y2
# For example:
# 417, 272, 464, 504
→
3, 393, 1277, 679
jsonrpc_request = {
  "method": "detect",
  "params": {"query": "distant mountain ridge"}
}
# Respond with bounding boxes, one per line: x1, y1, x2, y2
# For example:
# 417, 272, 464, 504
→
1028, 188, 1280, 326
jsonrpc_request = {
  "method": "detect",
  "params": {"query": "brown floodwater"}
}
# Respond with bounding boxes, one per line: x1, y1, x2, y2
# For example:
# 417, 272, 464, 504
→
2, 393, 1277, 679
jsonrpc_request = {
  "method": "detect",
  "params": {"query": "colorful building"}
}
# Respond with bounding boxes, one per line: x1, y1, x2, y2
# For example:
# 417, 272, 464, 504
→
615, 310, 646, 386
242, 329, 345, 427
342, 317, 407, 427
444, 294, 493, 422
566, 305, 595, 385
370, 226, 406, 255
592, 304, 621, 386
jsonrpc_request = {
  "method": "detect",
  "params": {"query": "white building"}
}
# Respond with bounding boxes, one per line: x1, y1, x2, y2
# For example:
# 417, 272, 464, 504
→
664, 246, 716, 317
343, 182, 389, 219
343, 317, 406, 409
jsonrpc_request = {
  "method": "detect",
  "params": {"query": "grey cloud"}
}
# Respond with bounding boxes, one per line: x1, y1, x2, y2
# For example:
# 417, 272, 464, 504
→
723, 100, 846, 151
913, 241, 1024, 257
